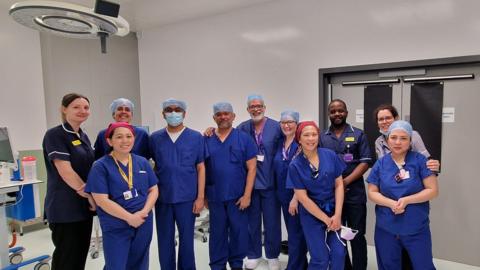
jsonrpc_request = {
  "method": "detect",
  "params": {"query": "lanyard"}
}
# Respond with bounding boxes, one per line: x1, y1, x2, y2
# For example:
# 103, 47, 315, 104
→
282, 142, 292, 160
111, 153, 133, 190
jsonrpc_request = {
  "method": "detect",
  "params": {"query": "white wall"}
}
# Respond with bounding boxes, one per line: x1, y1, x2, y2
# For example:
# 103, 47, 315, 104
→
0, 5, 46, 151
138, 0, 480, 131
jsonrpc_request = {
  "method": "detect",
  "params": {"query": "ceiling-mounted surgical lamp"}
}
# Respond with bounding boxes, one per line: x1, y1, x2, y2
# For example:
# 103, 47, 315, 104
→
9, 0, 130, 54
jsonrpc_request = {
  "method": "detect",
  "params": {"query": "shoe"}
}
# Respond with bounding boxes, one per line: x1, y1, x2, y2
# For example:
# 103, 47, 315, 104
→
245, 258, 260, 269
267, 258, 280, 270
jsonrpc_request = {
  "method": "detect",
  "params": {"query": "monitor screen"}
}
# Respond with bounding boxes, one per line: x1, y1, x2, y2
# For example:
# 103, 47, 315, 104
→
0, 127, 15, 164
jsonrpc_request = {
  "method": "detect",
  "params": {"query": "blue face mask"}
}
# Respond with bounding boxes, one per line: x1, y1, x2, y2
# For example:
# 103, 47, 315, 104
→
165, 112, 184, 127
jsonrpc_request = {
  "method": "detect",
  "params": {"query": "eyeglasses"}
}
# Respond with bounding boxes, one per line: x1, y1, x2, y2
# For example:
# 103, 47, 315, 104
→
248, 105, 265, 110
164, 107, 184, 113
116, 106, 131, 112
378, 116, 394, 123
280, 121, 296, 126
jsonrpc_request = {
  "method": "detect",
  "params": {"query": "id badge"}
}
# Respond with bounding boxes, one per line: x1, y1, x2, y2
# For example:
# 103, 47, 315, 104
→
343, 153, 353, 162
257, 155, 265, 162
123, 190, 133, 200
402, 171, 410, 180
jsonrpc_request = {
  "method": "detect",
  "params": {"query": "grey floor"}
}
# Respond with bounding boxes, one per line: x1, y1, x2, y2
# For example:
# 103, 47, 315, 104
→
11, 221, 480, 270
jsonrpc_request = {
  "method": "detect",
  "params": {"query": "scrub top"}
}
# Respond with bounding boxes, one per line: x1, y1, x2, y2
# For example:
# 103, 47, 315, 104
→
273, 139, 299, 202
94, 126, 150, 160
149, 127, 207, 204
367, 151, 433, 235
375, 130, 430, 159
237, 117, 283, 190
42, 122, 95, 223
205, 128, 257, 202
319, 124, 372, 204
286, 148, 345, 215
85, 154, 158, 232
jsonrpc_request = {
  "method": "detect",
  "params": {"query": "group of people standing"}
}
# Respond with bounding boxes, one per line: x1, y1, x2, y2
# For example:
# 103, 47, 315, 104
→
42, 92, 439, 270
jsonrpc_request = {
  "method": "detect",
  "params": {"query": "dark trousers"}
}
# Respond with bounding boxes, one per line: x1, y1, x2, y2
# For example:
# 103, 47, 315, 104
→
49, 218, 93, 270
342, 203, 367, 270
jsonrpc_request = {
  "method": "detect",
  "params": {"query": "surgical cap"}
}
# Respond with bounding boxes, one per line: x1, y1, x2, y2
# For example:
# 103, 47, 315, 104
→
110, 98, 134, 114
247, 94, 264, 105
280, 110, 299, 123
162, 98, 187, 111
213, 102, 234, 114
387, 120, 413, 137
295, 121, 319, 142
105, 122, 135, 139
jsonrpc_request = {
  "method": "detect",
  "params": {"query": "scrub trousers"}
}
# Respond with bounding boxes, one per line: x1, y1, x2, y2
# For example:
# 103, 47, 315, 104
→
49, 217, 93, 270
279, 199, 308, 270
342, 202, 367, 270
155, 201, 196, 270
374, 226, 436, 270
247, 188, 281, 260
208, 199, 248, 270
102, 214, 153, 270
299, 206, 345, 270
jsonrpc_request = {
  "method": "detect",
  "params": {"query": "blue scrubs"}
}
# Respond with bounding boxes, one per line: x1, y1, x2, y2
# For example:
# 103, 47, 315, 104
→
42, 122, 95, 270
238, 118, 283, 260
367, 151, 435, 270
319, 124, 372, 270
85, 154, 158, 270
94, 126, 150, 160
150, 127, 206, 270
273, 139, 308, 270
205, 128, 257, 270
287, 148, 346, 270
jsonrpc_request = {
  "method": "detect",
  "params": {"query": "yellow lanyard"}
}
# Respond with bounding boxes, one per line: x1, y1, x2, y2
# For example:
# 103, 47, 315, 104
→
111, 153, 133, 190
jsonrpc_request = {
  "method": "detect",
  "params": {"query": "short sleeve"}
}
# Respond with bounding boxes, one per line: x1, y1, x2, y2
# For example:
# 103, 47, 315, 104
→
143, 159, 158, 188
333, 153, 347, 178
43, 130, 70, 161
416, 153, 433, 180
286, 163, 306, 190
196, 135, 207, 164
85, 161, 109, 194
366, 160, 381, 186
357, 132, 373, 165
243, 133, 258, 160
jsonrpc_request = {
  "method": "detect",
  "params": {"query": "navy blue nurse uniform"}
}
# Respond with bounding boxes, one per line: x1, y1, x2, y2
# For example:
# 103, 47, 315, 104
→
367, 151, 435, 270
237, 117, 283, 260
85, 154, 157, 270
94, 126, 150, 160
287, 148, 346, 270
319, 123, 372, 270
42, 122, 95, 270
150, 127, 206, 270
205, 128, 257, 270
273, 139, 308, 270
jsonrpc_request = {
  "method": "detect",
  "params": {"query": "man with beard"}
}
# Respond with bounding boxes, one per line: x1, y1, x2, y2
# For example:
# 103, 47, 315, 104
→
205, 102, 257, 270
319, 99, 372, 270
238, 95, 283, 270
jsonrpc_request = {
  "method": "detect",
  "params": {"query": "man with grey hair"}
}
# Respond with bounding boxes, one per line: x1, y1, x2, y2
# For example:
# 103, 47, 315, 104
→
150, 98, 206, 270
94, 97, 150, 159
237, 95, 283, 270
205, 102, 257, 270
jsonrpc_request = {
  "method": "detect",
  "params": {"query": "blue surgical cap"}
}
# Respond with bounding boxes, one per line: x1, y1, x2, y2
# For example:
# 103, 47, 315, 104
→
110, 98, 134, 114
387, 120, 413, 137
280, 110, 299, 123
247, 94, 264, 106
162, 98, 187, 111
213, 102, 234, 114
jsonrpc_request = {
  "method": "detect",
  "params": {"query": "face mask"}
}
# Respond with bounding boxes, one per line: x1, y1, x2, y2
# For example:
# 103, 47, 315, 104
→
165, 112, 184, 127
379, 129, 388, 136
340, 226, 358, 241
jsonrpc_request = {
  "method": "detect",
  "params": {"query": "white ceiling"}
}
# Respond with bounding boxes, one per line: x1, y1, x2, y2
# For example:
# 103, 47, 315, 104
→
4, 0, 278, 31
